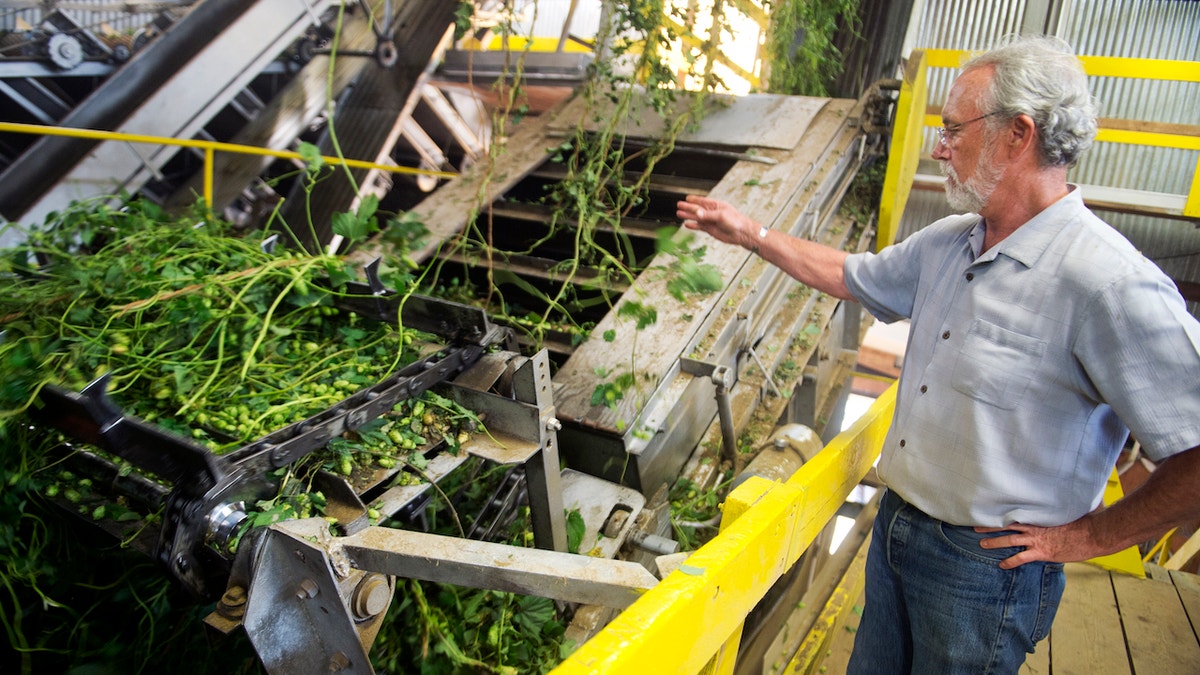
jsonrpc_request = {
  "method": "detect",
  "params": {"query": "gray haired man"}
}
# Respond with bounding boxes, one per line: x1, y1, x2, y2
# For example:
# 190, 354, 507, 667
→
677, 35, 1200, 674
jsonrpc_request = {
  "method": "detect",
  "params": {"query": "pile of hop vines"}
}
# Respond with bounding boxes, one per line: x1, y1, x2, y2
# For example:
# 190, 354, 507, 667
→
0, 198, 486, 530
2, 200, 415, 447
0, 198, 570, 674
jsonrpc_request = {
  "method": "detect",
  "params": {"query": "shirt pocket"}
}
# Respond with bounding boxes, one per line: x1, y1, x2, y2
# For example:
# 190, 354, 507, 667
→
951, 318, 1047, 410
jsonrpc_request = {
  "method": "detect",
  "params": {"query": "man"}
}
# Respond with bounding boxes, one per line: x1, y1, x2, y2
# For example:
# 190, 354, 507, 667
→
677, 35, 1200, 674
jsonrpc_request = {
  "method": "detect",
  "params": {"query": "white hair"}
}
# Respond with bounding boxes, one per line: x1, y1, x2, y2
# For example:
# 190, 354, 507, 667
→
964, 35, 1099, 167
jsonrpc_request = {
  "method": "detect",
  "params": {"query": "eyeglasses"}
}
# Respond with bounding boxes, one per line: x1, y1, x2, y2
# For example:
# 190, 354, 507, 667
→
935, 111, 1004, 145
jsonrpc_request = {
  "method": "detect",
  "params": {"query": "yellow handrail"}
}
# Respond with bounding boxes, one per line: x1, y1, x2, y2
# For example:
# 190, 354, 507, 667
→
877, 49, 928, 250
551, 383, 897, 675
878, 50, 1200, 248
0, 121, 456, 214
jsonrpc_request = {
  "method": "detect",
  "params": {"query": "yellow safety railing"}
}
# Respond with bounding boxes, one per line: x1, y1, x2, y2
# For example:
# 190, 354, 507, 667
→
0, 121, 455, 216
551, 383, 898, 675
877, 49, 1200, 250
877, 49, 929, 252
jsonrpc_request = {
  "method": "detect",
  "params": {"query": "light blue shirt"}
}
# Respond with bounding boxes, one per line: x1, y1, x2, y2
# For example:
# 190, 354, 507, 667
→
844, 188, 1200, 527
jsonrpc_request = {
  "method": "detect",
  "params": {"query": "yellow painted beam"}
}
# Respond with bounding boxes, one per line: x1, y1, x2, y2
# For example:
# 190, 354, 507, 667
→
924, 49, 1200, 83
551, 475, 806, 674
1187, 154, 1200, 219
203, 146, 215, 210
0, 121, 454, 180
1078, 55, 1200, 82
914, 51, 1200, 223
1095, 128, 1200, 150
924, 49, 969, 69
480, 36, 594, 54
787, 531, 870, 675
877, 49, 928, 251
551, 385, 897, 675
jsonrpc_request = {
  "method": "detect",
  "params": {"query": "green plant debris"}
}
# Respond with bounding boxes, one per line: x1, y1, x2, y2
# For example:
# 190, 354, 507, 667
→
0, 198, 500, 673
764, 0, 859, 96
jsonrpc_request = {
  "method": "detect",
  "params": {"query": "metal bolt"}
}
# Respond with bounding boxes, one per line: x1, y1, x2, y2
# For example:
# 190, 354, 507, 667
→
351, 574, 391, 619
545, 418, 562, 432
296, 578, 319, 599
217, 585, 247, 619
328, 651, 350, 672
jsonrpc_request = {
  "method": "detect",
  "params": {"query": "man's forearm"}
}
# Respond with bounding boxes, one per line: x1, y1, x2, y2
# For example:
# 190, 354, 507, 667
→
677, 196, 854, 300
755, 228, 853, 300
1087, 445, 1200, 554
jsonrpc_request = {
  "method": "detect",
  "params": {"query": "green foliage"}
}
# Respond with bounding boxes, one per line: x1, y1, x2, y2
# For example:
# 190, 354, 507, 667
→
0, 198, 429, 453
655, 228, 723, 301
0, 198, 491, 673
0, 424, 263, 673
331, 193, 380, 243
591, 380, 625, 410
365, 459, 574, 674
765, 0, 859, 96
839, 158, 886, 223
374, 581, 571, 675
422, 0, 729, 370
669, 476, 729, 551
297, 140, 325, 172
617, 299, 658, 330
452, 0, 474, 41
565, 508, 586, 554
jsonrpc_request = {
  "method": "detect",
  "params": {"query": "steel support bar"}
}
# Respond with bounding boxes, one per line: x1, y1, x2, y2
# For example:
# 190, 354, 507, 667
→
247, 514, 659, 674
443, 350, 568, 552
329, 524, 659, 608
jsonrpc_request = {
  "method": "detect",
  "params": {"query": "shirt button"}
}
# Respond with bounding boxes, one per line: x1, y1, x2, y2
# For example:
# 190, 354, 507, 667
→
899, 439, 906, 448
966, 272, 974, 281
920, 385, 928, 393
942, 331, 951, 340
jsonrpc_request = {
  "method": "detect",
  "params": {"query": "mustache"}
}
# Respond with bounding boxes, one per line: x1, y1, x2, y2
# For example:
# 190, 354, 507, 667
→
940, 160, 957, 182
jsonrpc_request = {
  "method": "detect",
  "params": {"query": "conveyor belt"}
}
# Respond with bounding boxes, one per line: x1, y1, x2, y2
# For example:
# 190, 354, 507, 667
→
361, 90, 880, 494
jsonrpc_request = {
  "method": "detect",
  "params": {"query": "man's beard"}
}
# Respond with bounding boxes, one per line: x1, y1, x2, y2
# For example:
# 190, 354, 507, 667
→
940, 144, 1002, 213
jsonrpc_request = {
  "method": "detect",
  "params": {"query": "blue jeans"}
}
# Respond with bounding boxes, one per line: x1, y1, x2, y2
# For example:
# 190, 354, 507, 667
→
846, 489, 1065, 675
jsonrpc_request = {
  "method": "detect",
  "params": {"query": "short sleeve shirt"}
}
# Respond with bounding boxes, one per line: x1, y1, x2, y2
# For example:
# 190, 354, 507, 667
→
843, 188, 1200, 527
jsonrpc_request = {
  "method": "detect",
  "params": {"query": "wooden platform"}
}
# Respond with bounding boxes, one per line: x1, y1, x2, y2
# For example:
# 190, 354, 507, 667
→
821, 563, 1200, 674
1022, 563, 1200, 675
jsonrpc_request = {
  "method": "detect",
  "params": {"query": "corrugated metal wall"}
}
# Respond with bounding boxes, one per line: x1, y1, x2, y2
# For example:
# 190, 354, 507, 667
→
1060, 0, 1200, 313
896, 0, 1200, 314
896, 0, 1034, 248
507, 0, 603, 41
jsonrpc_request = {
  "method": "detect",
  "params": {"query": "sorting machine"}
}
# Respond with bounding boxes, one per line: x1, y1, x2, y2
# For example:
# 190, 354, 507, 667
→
22, 84, 893, 672
7, 5, 897, 672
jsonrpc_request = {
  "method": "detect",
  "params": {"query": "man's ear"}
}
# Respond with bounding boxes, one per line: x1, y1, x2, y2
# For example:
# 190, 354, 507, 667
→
1008, 114, 1038, 158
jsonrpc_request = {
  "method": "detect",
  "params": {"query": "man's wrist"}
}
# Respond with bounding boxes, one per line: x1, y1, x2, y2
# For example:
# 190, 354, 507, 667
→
750, 225, 769, 254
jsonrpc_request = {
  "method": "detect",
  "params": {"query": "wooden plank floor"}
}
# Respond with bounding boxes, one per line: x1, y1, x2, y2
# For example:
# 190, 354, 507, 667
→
820, 563, 1200, 674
